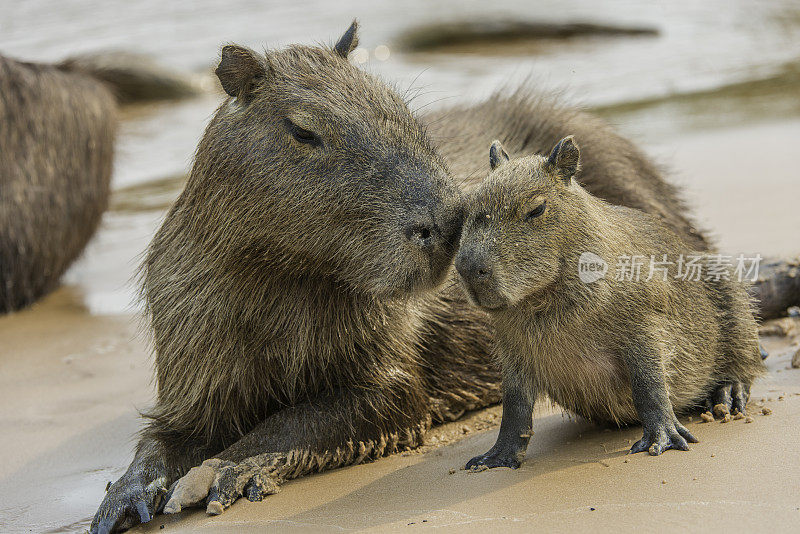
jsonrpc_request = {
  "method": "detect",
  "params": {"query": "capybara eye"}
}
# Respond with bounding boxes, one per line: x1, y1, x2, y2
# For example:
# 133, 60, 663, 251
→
284, 119, 321, 147
525, 201, 546, 220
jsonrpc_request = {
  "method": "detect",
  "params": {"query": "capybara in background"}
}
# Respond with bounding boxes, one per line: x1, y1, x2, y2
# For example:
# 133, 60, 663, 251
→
91, 22, 767, 534
0, 55, 116, 313
456, 138, 764, 470
59, 50, 200, 103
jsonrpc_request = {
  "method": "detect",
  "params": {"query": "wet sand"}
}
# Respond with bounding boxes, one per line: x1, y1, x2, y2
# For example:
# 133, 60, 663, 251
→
1, 119, 799, 533
0, 290, 151, 533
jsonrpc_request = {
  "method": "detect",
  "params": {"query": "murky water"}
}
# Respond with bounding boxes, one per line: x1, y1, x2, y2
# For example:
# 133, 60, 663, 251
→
3, 0, 800, 314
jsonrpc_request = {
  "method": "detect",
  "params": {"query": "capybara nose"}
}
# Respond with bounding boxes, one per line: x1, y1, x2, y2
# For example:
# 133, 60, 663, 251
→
455, 250, 492, 282
403, 217, 436, 249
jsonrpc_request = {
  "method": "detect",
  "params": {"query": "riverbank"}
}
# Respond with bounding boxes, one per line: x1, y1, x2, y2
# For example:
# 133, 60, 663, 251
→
0, 117, 798, 533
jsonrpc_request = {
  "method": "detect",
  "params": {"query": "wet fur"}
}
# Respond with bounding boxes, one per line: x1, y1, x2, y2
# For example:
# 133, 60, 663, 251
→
141, 42, 489, 451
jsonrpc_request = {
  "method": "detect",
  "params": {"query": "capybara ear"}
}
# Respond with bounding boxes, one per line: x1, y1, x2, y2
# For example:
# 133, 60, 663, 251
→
489, 140, 510, 170
215, 45, 269, 99
546, 135, 580, 183
334, 19, 360, 58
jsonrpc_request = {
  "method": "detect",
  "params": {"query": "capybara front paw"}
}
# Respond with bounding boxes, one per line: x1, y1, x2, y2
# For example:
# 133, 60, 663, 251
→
630, 419, 698, 456
163, 454, 285, 516
90, 475, 167, 534
466, 449, 521, 470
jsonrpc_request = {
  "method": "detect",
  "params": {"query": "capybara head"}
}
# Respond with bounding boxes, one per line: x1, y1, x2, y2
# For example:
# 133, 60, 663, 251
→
455, 136, 581, 310
184, 21, 463, 298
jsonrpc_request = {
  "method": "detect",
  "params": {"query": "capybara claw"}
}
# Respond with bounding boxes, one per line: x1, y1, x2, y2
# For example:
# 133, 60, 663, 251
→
244, 473, 274, 502
156, 481, 176, 514
630, 420, 697, 456
246, 483, 263, 502
163, 459, 224, 514
466, 450, 521, 470
90, 475, 166, 534
135, 500, 152, 523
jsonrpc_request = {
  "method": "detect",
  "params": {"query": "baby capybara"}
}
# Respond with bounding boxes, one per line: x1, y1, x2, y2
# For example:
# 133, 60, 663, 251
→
456, 138, 764, 469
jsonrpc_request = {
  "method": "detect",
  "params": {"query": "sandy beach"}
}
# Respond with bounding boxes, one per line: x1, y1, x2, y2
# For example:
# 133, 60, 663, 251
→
1, 117, 798, 533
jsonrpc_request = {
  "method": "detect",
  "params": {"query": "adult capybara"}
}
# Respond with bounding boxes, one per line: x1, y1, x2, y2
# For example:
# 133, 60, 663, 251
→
456, 138, 763, 469
0, 55, 116, 313
92, 22, 759, 533
91, 22, 500, 533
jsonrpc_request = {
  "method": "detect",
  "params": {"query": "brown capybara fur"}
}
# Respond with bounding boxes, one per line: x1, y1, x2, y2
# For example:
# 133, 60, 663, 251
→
457, 138, 765, 470
93, 23, 735, 533
0, 55, 116, 314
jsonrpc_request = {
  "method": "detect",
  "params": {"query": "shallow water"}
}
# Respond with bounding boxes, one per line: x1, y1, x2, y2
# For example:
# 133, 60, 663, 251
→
3, 0, 800, 314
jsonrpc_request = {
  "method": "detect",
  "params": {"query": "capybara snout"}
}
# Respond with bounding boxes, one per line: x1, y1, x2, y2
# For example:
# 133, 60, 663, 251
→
454, 244, 506, 310
400, 173, 465, 273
